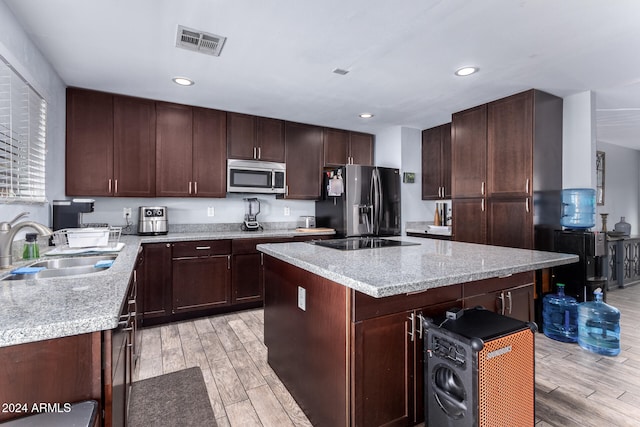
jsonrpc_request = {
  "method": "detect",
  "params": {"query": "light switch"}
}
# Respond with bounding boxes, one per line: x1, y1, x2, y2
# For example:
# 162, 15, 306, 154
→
298, 286, 306, 311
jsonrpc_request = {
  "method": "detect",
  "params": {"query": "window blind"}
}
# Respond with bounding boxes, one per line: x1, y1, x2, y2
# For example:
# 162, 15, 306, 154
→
0, 55, 47, 203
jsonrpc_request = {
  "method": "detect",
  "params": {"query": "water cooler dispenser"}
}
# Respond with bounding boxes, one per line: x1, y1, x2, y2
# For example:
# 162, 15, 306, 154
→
553, 188, 608, 302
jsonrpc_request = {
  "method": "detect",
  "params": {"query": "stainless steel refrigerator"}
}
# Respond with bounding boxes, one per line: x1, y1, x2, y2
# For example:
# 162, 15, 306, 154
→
315, 165, 401, 237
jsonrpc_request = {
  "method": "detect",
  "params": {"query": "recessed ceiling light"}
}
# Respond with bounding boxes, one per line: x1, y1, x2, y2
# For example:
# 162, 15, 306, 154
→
455, 66, 479, 76
359, 113, 374, 119
172, 77, 194, 86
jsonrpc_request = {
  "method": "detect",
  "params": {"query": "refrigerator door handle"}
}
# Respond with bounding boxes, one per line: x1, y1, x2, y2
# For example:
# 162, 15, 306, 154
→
373, 168, 382, 235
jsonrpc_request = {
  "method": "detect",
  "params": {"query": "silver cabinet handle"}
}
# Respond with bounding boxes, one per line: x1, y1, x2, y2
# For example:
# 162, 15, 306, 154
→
526, 198, 530, 213
498, 293, 505, 315
481, 181, 485, 196
253, 146, 257, 159
194, 181, 198, 195
108, 178, 112, 194
525, 178, 530, 194
407, 313, 415, 342
195, 246, 211, 250
506, 291, 513, 314
114, 179, 118, 194
227, 255, 231, 270
257, 147, 261, 159
481, 199, 485, 212
417, 313, 425, 339
188, 181, 192, 195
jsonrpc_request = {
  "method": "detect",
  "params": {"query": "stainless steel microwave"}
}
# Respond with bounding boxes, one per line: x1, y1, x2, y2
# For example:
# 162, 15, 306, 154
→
227, 159, 286, 194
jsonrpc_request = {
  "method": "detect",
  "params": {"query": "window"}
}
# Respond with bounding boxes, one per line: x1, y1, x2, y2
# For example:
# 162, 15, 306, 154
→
0, 55, 47, 203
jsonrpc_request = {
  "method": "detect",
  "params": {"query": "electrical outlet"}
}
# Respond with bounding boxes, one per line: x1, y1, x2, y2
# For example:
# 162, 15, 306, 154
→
123, 207, 132, 218
284, 206, 291, 216
207, 206, 215, 217
298, 286, 306, 311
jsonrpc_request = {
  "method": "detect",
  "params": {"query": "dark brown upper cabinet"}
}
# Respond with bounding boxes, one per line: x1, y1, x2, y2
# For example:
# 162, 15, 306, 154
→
66, 88, 155, 197
324, 128, 374, 166
421, 123, 451, 200
156, 102, 226, 197
227, 112, 285, 162
284, 122, 323, 199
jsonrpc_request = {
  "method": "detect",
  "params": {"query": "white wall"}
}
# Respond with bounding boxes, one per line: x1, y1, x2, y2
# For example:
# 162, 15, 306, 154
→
595, 141, 640, 234
562, 91, 596, 189
375, 126, 436, 234
0, 2, 66, 227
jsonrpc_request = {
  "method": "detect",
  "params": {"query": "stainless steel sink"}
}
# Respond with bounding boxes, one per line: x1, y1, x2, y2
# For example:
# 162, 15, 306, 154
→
2, 255, 117, 281
29, 254, 117, 269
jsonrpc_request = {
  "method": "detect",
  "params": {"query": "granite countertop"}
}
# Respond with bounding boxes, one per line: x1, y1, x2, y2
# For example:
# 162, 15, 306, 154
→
0, 228, 334, 348
257, 236, 578, 298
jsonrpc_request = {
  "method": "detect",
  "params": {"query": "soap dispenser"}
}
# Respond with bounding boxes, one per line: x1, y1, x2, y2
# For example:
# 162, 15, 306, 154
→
22, 233, 40, 260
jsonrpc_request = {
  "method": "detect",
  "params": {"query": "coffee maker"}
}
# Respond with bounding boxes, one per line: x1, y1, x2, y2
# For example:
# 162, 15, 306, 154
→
52, 199, 95, 230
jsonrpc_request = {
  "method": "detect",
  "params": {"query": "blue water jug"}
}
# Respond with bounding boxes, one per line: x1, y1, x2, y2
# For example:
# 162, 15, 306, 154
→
577, 290, 620, 356
542, 283, 578, 342
561, 188, 596, 229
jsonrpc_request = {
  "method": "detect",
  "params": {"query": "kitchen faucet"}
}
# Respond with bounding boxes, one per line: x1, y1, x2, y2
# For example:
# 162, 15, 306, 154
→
0, 212, 53, 268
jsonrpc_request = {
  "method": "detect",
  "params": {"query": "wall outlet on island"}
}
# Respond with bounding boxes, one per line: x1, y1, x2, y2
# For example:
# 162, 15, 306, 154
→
297, 286, 306, 311
207, 206, 215, 217
284, 206, 291, 216
123, 207, 131, 218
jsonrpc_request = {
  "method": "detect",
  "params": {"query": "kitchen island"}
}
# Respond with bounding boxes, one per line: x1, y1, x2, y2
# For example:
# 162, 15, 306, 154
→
257, 236, 577, 427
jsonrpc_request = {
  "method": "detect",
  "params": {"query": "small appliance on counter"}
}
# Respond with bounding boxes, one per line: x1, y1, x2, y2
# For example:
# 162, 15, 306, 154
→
241, 198, 263, 231
52, 199, 96, 230
138, 206, 168, 235
298, 216, 316, 229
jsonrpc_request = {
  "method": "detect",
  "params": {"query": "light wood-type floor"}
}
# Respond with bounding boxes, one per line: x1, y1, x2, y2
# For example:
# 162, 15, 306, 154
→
134, 284, 640, 427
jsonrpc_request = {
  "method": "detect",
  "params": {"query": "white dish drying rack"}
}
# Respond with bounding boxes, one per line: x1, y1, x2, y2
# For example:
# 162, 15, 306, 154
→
49, 227, 124, 255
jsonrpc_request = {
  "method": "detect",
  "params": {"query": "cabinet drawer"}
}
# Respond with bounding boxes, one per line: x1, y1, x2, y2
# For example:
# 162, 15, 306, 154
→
232, 237, 292, 255
172, 240, 231, 258
462, 271, 533, 298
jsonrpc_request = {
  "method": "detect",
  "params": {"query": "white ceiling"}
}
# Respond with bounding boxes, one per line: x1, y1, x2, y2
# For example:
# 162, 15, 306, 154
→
4, 0, 640, 150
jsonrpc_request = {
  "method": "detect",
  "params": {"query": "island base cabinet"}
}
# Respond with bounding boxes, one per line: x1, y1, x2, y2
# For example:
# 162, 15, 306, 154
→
0, 333, 102, 423
264, 256, 349, 427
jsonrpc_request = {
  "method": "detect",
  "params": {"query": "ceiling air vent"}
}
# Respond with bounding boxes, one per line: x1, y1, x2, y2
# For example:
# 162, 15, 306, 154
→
176, 25, 226, 57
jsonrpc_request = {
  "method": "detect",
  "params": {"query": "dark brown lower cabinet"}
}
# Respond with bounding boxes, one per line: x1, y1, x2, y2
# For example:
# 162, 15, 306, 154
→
263, 256, 535, 427
138, 242, 172, 323
172, 240, 231, 314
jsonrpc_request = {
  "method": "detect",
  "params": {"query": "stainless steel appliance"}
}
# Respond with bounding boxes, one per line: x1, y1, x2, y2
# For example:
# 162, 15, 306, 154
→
553, 229, 608, 302
241, 197, 263, 231
227, 159, 286, 194
52, 199, 96, 230
299, 216, 316, 229
315, 165, 402, 237
138, 206, 168, 235
311, 236, 419, 251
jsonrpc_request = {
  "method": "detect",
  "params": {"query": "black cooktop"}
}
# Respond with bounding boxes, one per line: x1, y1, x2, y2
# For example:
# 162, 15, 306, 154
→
310, 237, 420, 251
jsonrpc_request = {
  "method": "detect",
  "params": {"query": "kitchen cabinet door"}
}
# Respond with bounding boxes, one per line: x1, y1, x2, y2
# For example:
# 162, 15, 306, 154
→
451, 104, 487, 198
349, 132, 374, 165
113, 95, 156, 197
155, 102, 193, 197
324, 129, 374, 166
227, 112, 257, 160
232, 253, 263, 304
487, 197, 533, 249
256, 116, 285, 162
284, 122, 323, 199
452, 198, 487, 244
173, 255, 231, 313
66, 88, 114, 196
192, 107, 227, 197
323, 128, 349, 166
139, 243, 172, 323
353, 311, 413, 427
422, 123, 451, 200
487, 90, 533, 198
463, 284, 534, 323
